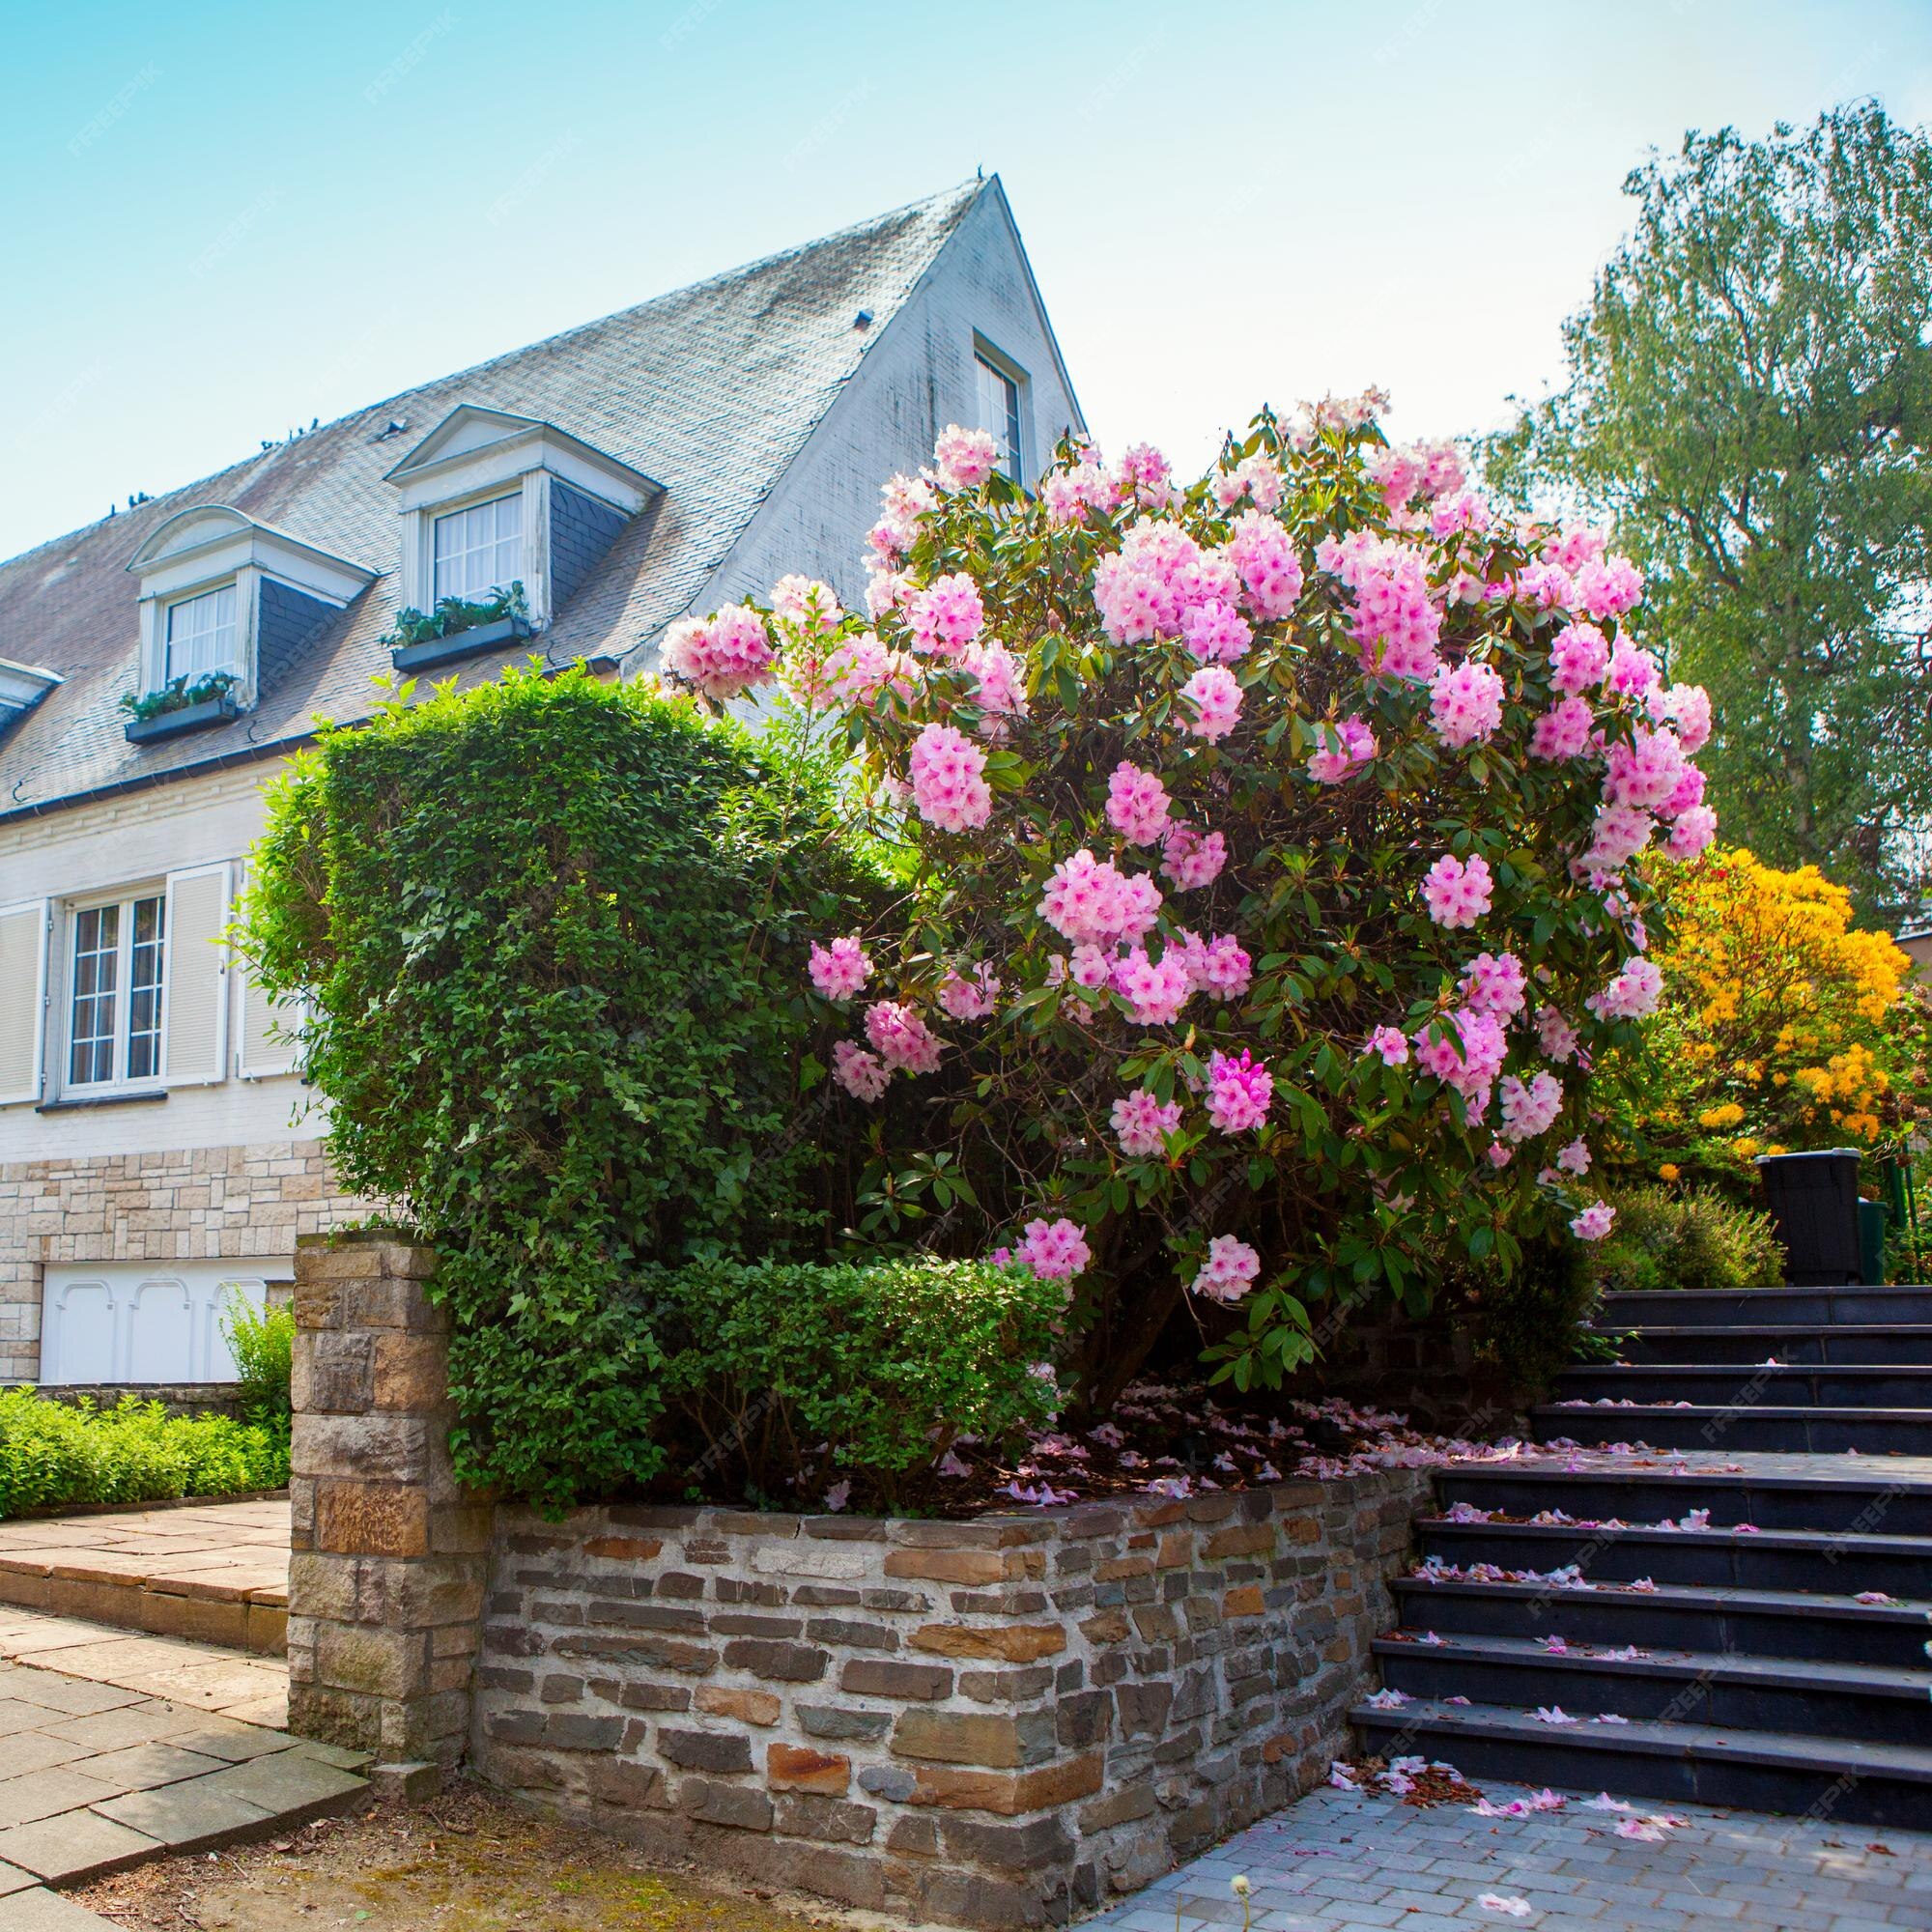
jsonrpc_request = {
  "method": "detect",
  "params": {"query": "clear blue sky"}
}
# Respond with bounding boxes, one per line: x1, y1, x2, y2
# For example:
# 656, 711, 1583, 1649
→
5, 0, 1928, 558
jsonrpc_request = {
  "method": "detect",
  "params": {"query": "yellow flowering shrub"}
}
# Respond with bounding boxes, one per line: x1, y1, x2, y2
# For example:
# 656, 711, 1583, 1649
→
1605, 847, 1932, 1182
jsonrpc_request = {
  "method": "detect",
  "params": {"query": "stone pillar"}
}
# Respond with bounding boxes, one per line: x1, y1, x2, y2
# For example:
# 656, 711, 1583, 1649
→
286, 1232, 490, 1767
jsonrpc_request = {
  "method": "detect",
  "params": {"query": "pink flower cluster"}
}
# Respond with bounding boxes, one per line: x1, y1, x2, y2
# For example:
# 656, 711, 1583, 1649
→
1211, 453, 1284, 511
1366, 1025, 1410, 1067
959, 639, 1028, 733
771, 575, 842, 635
1460, 951, 1527, 1019
1499, 1069, 1564, 1143
831, 1038, 890, 1101
1112, 1088, 1182, 1157
937, 963, 1001, 1020
1192, 1235, 1261, 1303
1585, 957, 1663, 1023
908, 723, 993, 833
1039, 849, 1162, 947
1412, 1009, 1507, 1103
1180, 665, 1242, 740
1530, 696, 1593, 761
662, 605, 775, 700
1205, 1049, 1273, 1133
1307, 716, 1377, 784
932, 423, 1003, 493
1092, 520, 1236, 645
808, 935, 871, 1001
1105, 761, 1173, 845
1421, 852, 1493, 928
1159, 821, 1226, 889
1016, 1215, 1092, 1280
810, 632, 916, 708
1224, 509, 1304, 618
1429, 659, 1505, 750
1548, 622, 1609, 696
1570, 1202, 1615, 1241
865, 1000, 942, 1074
1112, 947, 1192, 1025
1176, 930, 1252, 1002
1316, 529, 1442, 682
906, 573, 985, 658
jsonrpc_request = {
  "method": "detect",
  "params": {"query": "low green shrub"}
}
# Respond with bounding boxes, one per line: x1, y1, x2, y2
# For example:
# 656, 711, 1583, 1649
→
1586, 1186, 1785, 1296
639, 1256, 1066, 1511
0, 1390, 289, 1520
222, 1293, 295, 1443
1448, 1237, 1606, 1403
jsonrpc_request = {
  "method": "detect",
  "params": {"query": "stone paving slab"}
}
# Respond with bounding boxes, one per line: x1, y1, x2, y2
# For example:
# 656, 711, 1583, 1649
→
1085, 1782, 1932, 1929
0, 1503, 289, 1655
0, 1605, 364, 1926
0, 1608, 287, 1727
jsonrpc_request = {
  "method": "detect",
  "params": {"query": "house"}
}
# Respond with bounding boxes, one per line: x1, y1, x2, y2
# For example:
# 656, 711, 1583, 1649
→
0, 177, 1082, 1389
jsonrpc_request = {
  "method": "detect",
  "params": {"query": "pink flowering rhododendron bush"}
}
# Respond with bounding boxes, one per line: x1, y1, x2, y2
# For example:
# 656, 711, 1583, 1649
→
662, 399, 1715, 1408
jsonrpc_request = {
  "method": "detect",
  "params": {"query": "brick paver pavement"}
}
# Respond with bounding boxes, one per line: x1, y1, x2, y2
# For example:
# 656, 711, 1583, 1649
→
1086, 1782, 1932, 1930
0, 1606, 363, 1930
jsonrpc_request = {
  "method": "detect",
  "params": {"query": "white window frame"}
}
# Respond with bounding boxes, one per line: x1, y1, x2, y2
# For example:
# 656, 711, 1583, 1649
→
59, 883, 169, 1099
431, 489, 526, 606
973, 336, 1029, 484
161, 582, 242, 686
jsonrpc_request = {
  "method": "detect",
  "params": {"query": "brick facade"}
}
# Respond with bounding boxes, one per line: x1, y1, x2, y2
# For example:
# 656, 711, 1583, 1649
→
0, 1139, 364, 1380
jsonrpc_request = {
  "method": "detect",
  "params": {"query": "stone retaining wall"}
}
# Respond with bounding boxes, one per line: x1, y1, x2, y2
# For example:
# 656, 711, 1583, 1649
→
471, 1476, 1427, 1927
287, 1235, 1431, 1928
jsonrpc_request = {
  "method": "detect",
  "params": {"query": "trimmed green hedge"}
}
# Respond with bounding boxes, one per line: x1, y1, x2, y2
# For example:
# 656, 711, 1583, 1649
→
1586, 1186, 1785, 1296
0, 1390, 288, 1520
643, 1256, 1065, 1510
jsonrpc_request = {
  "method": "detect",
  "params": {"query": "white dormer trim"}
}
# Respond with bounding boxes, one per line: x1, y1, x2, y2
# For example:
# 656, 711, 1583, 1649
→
0, 657, 63, 718
384, 405, 661, 624
125, 507, 376, 705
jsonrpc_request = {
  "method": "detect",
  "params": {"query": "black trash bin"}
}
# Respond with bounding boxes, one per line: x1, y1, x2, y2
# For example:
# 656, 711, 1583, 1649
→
1755, 1149, 1862, 1286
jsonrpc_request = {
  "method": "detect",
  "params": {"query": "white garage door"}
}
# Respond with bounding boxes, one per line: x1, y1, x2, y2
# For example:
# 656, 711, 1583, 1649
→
41, 1259, 292, 1385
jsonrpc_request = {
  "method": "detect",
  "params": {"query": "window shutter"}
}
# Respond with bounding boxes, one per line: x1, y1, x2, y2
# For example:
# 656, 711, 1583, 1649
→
0, 898, 49, 1106
237, 967, 302, 1079
163, 863, 232, 1087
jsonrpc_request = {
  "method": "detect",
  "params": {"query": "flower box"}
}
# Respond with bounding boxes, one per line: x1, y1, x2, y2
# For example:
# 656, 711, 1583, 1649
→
389, 613, 533, 674
123, 695, 242, 743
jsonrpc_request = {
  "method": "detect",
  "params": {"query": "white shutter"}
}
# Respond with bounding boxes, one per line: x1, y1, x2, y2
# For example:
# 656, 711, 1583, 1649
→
237, 966, 302, 1079
0, 898, 49, 1106
163, 863, 232, 1087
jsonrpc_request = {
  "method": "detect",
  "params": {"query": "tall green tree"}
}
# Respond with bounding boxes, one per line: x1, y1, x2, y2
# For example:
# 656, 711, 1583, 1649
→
1485, 103, 1932, 917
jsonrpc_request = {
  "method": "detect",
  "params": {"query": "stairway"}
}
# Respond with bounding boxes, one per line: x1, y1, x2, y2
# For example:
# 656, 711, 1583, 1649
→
1352, 1283, 1932, 1825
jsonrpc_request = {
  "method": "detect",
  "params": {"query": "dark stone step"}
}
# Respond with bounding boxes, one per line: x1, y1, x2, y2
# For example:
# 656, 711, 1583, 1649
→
1375, 1633, 1932, 1747
1435, 1463, 1932, 1535
1351, 1697, 1932, 1828
1554, 1364, 1932, 1408
1391, 1576, 1931, 1668
1597, 1286, 1932, 1328
1590, 1324, 1932, 1367
1531, 1403, 1932, 1455
1416, 1517, 1932, 1597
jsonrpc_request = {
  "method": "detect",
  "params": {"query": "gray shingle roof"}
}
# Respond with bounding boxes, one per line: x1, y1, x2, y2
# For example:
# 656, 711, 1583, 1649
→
0, 179, 987, 822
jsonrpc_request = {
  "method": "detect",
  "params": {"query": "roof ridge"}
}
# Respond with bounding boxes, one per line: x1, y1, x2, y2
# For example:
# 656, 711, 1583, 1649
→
1, 177, 988, 576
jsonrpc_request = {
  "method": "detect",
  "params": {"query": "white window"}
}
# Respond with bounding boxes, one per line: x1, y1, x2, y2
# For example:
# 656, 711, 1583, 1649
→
68, 893, 167, 1089
976, 353, 1024, 482
432, 493, 523, 604
163, 584, 239, 684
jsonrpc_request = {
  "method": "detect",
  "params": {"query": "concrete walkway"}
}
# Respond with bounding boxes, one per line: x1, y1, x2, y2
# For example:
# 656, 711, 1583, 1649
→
0, 1500, 289, 1655
0, 1606, 364, 1931
1088, 1781, 1932, 1931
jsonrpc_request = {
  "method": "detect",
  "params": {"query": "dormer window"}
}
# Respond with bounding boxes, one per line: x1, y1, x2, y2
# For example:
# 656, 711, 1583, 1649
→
433, 493, 524, 604
384, 407, 661, 664
124, 508, 375, 742
164, 584, 240, 684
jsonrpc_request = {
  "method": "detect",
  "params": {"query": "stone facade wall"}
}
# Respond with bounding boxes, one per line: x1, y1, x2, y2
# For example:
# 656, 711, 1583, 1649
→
0, 1138, 363, 1380
471, 1477, 1428, 1928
